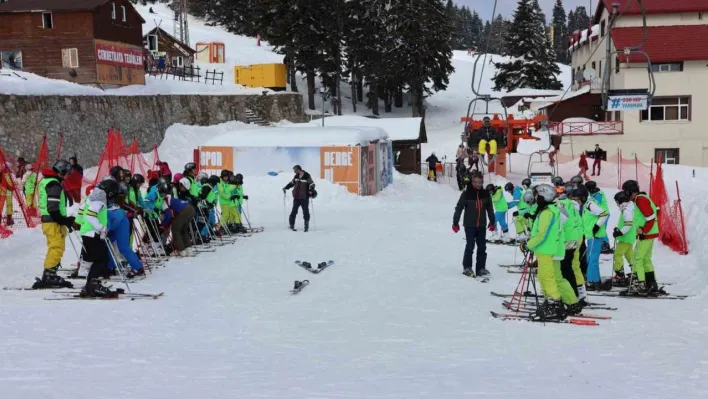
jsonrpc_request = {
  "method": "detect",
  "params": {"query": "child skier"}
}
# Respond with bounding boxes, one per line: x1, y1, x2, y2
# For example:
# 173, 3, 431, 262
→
586, 181, 611, 252
487, 184, 510, 243
558, 185, 587, 304
577, 185, 610, 290
520, 184, 579, 320
611, 191, 635, 287
508, 178, 531, 240
162, 179, 196, 256
231, 173, 249, 233
217, 170, 238, 233
622, 179, 662, 295
23, 163, 38, 215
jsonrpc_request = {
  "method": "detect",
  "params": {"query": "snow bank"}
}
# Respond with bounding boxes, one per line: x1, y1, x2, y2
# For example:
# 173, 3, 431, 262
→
304, 115, 421, 141
201, 126, 389, 147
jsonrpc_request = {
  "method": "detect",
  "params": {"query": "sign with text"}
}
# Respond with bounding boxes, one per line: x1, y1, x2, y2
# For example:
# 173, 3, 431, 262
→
606, 94, 648, 111
199, 146, 234, 176
320, 146, 360, 194
95, 42, 144, 68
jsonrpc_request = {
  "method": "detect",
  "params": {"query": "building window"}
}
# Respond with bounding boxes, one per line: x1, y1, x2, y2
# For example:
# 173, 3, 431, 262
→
600, 20, 606, 36
640, 97, 690, 122
615, 57, 620, 73
147, 34, 158, 52
700, 12, 704, 20
655, 148, 679, 165
0, 50, 23, 69
111, 3, 116, 20
121, 5, 127, 22
605, 111, 621, 121
42, 12, 53, 29
172, 56, 184, 67
61, 48, 79, 68
651, 62, 683, 72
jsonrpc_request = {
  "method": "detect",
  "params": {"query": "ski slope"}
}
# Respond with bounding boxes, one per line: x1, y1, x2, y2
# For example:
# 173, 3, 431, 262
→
2, 123, 708, 397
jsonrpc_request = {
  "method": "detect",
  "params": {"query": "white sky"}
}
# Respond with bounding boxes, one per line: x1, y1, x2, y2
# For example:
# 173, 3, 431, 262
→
460, 0, 592, 22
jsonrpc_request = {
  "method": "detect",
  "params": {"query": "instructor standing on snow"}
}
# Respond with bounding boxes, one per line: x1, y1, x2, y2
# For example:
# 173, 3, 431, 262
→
452, 172, 495, 277
283, 165, 316, 232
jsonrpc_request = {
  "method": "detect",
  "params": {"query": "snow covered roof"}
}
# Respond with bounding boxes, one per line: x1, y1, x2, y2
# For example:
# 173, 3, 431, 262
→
305, 115, 422, 141
503, 89, 565, 98
200, 126, 389, 147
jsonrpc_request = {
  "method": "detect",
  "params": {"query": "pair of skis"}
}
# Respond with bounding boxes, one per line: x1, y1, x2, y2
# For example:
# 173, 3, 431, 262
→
490, 311, 599, 326
3, 286, 163, 300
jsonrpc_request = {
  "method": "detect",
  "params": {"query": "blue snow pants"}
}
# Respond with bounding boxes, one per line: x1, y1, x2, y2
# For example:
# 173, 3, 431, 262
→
494, 211, 508, 232
108, 209, 142, 271
585, 237, 603, 283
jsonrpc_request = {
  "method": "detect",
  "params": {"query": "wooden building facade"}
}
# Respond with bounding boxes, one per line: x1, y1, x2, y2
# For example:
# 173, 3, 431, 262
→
143, 27, 195, 69
0, 0, 146, 86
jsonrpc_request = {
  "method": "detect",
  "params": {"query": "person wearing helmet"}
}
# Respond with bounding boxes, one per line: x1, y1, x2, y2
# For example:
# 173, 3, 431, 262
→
155, 161, 172, 184
229, 173, 249, 234
32, 160, 76, 289
425, 152, 440, 182
578, 183, 610, 290
471, 116, 499, 165
106, 180, 145, 280
183, 162, 202, 199
509, 178, 532, 240
197, 175, 219, 239
283, 165, 316, 232
520, 184, 579, 319
569, 175, 583, 188
127, 174, 146, 209
551, 176, 564, 195
22, 163, 39, 216
78, 178, 120, 297
109, 166, 124, 181
162, 179, 196, 256
487, 184, 511, 243
585, 181, 612, 253
216, 170, 238, 233
622, 179, 661, 295
557, 185, 587, 305
611, 191, 635, 288
1, 163, 14, 225
452, 173, 495, 278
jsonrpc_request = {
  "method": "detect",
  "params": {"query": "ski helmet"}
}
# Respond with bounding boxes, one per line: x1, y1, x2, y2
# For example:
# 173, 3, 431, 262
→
179, 177, 191, 190
614, 191, 630, 204
504, 182, 514, 193
534, 184, 557, 203
563, 183, 573, 194
220, 169, 231, 177
118, 182, 129, 197
109, 166, 123, 180
197, 171, 208, 181
521, 178, 531, 189
522, 190, 535, 204
570, 175, 583, 187
208, 175, 220, 186
123, 169, 132, 182
234, 173, 243, 184
98, 179, 120, 199
310, 189, 318, 199
158, 183, 170, 195
131, 173, 145, 186
621, 180, 640, 195
572, 186, 589, 201
585, 181, 599, 193
551, 176, 564, 187
485, 184, 495, 192
184, 162, 197, 173
52, 159, 72, 177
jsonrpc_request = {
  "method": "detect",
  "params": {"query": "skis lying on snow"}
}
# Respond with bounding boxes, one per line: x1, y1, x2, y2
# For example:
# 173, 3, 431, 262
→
500, 301, 613, 318
490, 292, 608, 306
247, 226, 265, 233
498, 264, 524, 268
45, 292, 164, 300
588, 291, 687, 300
295, 260, 334, 274
502, 299, 616, 312
490, 311, 599, 326
290, 280, 309, 294
486, 239, 517, 246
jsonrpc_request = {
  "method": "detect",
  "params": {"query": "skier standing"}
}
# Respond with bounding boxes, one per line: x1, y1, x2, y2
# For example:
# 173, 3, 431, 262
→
520, 184, 579, 319
611, 191, 635, 287
217, 170, 237, 232
23, 163, 38, 215
586, 181, 611, 252
452, 172, 495, 277
508, 178, 531, 240
425, 152, 440, 182
487, 184, 511, 243
78, 179, 120, 297
591, 144, 604, 176
33, 160, 75, 289
230, 173, 249, 233
558, 186, 587, 304
283, 165, 316, 232
162, 179, 196, 256
577, 185, 609, 290
622, 179, 661, 295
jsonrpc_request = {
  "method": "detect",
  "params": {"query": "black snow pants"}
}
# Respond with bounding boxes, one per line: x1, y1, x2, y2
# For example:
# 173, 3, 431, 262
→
289, 198, 310, 227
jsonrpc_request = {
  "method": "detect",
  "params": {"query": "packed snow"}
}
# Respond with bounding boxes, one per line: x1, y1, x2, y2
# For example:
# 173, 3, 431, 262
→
200, 125, 389, 147
304, 115, 422, 141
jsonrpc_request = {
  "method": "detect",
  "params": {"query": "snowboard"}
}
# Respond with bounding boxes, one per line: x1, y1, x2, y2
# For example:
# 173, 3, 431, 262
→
295, 260, 335, 274
290, 280, 309, 294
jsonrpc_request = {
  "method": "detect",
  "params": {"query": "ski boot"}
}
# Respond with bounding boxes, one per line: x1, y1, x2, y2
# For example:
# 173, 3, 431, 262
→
621, 278, 647, 297
304, 221, 309, 232
645, 272, 667, 296
80, 278, 119, 298
565, 301, 583, 316
612, 270, 630, 287
126, 268, 146, 279
293, 280, 305, 290
462, 268, 475, 277
500, 232, 512, 244
317, 262, 327, 269
32, 266, 74, 289
235, 224, 248, 234
576, 285, 588, 308
289, 224, 296, 231
477, 268, 490, 277
534, 299, 567, 321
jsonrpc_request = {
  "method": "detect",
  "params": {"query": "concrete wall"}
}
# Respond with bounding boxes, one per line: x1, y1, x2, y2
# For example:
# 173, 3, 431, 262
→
0, 93, 305, 165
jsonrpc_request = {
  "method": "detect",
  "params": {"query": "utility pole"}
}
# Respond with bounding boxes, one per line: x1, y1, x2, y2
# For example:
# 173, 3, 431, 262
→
173, 0, 190, 46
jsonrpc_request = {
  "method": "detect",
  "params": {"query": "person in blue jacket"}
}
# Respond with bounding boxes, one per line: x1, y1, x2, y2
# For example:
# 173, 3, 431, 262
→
107, 200, 145, 278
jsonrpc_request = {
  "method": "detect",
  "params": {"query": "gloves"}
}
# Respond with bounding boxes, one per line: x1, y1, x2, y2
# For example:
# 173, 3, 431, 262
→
519, 241, 528, 252
64, 216, 76, 228
524, 213, 533, 219
452, 224, 460, 233
99, 227, 108, 240
230, 195, 237, 201
242, 195, 248, 200
612, 228, 623, 238
592, 224, 600, 236
488, 222, 495, 232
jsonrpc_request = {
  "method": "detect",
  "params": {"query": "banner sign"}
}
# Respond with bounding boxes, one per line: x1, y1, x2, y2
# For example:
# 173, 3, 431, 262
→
321, 146, 360, 194
606, 95, 648, 111
95, 42, 143, 68
199, 146, 234, 176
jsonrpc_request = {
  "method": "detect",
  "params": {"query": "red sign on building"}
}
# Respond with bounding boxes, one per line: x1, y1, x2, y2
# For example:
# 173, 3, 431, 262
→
95, 42, 143, 68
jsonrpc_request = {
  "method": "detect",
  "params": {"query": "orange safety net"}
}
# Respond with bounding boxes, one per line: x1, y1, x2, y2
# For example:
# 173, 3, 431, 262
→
650, 161, 688, 255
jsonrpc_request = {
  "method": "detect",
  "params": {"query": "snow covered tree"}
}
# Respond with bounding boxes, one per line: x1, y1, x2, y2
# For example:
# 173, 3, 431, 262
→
552, 0, 569, 64
492, 0, 562, 91
572, 6, 590, 32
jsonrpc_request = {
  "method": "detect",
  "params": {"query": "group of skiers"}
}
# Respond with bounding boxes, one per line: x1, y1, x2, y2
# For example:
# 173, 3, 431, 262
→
452, 172, 662, 321
32, 159, 257, 298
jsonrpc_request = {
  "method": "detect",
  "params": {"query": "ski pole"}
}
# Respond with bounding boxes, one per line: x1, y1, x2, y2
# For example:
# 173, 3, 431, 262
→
66, 230, 82, 268
283, 192, 287, 228
243, 201, 253, 230
310, 198, 316, 232
104, 236, 131, 294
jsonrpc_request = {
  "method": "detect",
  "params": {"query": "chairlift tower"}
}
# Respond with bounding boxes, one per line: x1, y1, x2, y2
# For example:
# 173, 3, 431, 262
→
173, 0, 190, 46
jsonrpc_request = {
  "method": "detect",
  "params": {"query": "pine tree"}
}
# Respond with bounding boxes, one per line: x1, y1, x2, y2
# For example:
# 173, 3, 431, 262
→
552, 0, 569, 64
492, 0, 562, 91
573, 6, 590, 31
567, 9, 576, 33
488, 14, 507, 54
468, 10, 484, 50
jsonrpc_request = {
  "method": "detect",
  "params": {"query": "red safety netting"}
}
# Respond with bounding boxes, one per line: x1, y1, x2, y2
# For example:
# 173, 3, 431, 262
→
649, 161, 688, 255
0, 145, 39, 236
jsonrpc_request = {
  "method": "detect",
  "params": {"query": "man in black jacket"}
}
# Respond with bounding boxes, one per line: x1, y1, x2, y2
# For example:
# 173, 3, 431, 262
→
283, 165, 316, 232
452, 172, 495, 277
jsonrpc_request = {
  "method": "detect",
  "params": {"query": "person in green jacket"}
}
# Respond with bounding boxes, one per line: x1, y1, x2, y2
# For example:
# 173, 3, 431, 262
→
586, 181, 612, 252
558, 185, 587, 304
508, 178, 531, 240
520, 184, 579, 320
611, 191, 635, 287
486, 184, 510, 243
227, 173, 248, 233
216, 170, 238, 232
577, 185, 610, 290
23, 163, 38, 215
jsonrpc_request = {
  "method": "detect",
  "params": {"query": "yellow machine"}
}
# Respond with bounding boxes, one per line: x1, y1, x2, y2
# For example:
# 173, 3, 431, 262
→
234, 63, 286, 91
